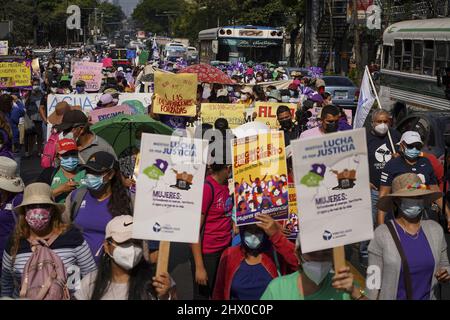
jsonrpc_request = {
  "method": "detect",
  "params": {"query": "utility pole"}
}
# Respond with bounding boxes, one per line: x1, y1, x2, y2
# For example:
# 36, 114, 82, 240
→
352, 0, 361, 81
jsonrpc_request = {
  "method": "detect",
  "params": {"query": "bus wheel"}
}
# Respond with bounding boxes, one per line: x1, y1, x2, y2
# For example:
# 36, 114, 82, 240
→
392, 102, 407, 126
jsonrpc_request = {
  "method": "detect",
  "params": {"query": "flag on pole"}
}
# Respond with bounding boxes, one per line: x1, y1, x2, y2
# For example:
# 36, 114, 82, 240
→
353, 67, 376, 128
152, 36, 160, 60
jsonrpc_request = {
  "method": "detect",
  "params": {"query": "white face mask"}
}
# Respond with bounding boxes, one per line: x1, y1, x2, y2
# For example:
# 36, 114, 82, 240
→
241, 94, 248, 101
374, 123, 389, 136
110, 243, 143, 271
301, 257, 333, 285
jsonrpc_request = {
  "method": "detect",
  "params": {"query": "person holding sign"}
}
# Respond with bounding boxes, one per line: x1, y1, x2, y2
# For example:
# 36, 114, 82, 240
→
75, 215, 175, 300
213, 214, 297, 300
368, 173, 450, 300
260, 235, 368, 300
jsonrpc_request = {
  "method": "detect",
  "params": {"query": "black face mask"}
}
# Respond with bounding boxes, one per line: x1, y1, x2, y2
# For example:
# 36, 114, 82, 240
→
279, 119, 293, 130
324, 121, 338, 133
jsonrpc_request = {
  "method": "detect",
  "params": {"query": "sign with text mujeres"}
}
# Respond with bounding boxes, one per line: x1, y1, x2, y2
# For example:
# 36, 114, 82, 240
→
291, 128, 373, 253
153, 72, 197, 117
132, 133, 208, 243
232, 131, 289, 226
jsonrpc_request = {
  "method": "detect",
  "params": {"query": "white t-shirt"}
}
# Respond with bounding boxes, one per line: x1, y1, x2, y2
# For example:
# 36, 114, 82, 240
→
74, 271, 129, 300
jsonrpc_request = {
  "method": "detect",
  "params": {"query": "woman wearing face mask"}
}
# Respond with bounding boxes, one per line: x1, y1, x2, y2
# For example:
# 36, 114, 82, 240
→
261, 235, 367, 300
1, 183, 97, 298
37, 139, 86, 203
74, 215, 175, 300
238, 87, 254, 106
369, 173, 450, 300
213, 214, 298, 300
62, 151, 133, 264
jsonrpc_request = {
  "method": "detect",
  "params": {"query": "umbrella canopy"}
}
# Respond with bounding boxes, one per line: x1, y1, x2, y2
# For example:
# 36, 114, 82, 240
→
91, 114, 173, 156
179, 63, 235, 85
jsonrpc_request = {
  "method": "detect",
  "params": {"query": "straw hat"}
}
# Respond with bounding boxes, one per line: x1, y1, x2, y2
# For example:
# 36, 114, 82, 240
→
240, 86, 253, 94
14, 183, 65, 216
0, 157, 24, 193
377, 173, 442, 211
48, 101, 71, 125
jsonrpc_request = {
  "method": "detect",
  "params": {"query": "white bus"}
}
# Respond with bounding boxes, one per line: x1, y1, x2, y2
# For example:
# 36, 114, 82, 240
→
198, 25, 285, 64
379, 18, 450, 120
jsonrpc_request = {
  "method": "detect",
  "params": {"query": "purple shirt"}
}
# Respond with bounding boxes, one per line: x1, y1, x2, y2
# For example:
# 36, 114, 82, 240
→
394, 221, 434, 300
73, 190, 112, 264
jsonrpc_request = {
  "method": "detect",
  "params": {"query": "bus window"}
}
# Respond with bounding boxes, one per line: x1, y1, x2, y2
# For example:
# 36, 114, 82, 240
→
435, 41, 447, 75
394, 40, 402, 71
383, 46, 391, 69
413, 41, 423, 74
423, 41, 434, 76
402, 40, 412, 72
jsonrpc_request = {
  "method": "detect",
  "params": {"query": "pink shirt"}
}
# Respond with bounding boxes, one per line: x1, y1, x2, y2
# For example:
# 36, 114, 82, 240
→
201, 175, 233, 254
299, 126, 324, 139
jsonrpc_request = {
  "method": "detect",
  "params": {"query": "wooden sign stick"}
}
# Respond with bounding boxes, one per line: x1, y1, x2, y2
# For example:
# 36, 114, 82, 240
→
333, 246, 346, 274
156, 241, 171, 277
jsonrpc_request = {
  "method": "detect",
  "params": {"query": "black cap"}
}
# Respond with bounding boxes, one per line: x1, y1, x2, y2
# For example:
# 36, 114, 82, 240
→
83, 151, 116, 173
56, 110, 88, 132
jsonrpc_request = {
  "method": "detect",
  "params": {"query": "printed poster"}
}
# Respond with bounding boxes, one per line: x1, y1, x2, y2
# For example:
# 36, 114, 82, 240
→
291, 128, 373, 253
0, 41, 8, 56
153, 72, 197, 117
201, 103, 245, 129
0, 60, 32, 89
71, 61, 103, 92
254, 102, 297, 129
132, 133, 207, 243
232, 131, 289, 226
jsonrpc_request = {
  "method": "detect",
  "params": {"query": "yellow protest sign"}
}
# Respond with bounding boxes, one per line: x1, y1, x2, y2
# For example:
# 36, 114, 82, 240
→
232, 131, 289, 226
283, 183, 299, 240
201, 103, 245, 129
254, 102, 297, 129
0, 60, 32, 89
153, 72, 197, 117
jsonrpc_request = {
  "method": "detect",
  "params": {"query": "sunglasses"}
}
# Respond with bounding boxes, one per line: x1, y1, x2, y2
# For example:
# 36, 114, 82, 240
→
404, 143, 423, 150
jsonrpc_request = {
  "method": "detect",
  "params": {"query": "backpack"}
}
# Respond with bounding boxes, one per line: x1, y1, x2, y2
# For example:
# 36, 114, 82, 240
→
41, 130, 59, 168
19, 234, 70, 300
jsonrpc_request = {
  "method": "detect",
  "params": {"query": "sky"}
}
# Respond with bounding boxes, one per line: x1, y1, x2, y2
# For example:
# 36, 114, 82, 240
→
108, 0, 140, 17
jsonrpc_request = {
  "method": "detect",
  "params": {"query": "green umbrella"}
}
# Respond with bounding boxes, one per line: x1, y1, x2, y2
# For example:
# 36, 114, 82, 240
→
91, 114, 173, 157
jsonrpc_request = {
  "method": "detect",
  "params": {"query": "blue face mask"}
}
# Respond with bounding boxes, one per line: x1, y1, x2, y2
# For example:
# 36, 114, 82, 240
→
84, 173, 106, 191
76, 86, 85, 93
244, 231, 264, 249
403, 147, 421, 160
60, 156, 79, 171
399, 198, 424, 219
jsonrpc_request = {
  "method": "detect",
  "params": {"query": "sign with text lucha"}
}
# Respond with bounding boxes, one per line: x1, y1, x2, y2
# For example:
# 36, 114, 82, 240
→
153, 72, 197, 117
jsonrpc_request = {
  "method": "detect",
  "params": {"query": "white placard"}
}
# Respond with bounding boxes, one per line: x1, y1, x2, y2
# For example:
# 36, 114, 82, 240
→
132, 133, 207, 243
291, 128, 373, 253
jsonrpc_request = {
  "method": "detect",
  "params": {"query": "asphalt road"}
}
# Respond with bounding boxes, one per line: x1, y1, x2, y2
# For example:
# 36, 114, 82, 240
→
20, 154, 449, 300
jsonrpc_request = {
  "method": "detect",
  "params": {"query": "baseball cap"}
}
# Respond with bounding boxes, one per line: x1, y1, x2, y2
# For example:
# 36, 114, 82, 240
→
56, 138, 78, 155
83, 151, 116, 173
398, 131, 423, 146
56, 109, 88, 132
105, 215, 133, 243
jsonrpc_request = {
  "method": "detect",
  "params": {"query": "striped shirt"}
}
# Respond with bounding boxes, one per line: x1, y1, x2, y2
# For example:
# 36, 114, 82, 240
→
1, 226, 97, 298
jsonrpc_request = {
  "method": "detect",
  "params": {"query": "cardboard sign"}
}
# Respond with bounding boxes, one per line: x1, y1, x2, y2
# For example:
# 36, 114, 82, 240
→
201, 103, 245, 129
254, 102, 297, 129
0, 60, 32, 89
132, 133, 207, 243
0, 41, 8, 56
232, 131, 289, 226
71, 61, 103, 92
89, 104, 133, 123
153, 72, 197, 116
291, 128, 373, 253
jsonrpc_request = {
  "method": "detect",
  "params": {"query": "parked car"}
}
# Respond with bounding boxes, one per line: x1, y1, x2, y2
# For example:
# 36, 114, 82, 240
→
322, 76, 359, 109
394, 111, 450, 161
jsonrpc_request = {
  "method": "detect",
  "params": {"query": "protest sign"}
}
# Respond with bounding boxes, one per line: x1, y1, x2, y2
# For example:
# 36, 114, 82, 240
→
89, 104, 133, 123
153, 72, 197, 117
201, 103, 245, 129
0, 41, 8, 55
138, 50, 149, 65
282, 183, 299, 240
102, 57, 113, 68
291, 128, 373, 253
0, 60, 32, 89
71, 61, 103, 92
306, 106, 353, 130
232, 131, 289, 226
254, 102, 297, 129
32, 58, 40, 73
132, 133, 207, 243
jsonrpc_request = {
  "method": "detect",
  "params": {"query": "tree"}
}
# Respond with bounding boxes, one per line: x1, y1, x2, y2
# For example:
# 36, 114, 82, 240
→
98, 2, 125, 36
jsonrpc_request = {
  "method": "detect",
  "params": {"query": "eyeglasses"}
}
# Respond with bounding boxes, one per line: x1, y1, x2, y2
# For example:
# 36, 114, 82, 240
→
405, 142, 423, 150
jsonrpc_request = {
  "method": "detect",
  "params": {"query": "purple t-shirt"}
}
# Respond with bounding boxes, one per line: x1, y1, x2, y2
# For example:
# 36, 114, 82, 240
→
72, 190, 112, 264
0, 194, 23, 275
394, 221, 434, 300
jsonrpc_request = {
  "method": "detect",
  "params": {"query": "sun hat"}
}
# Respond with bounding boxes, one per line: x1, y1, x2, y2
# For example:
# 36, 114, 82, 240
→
14, 183, 65, 216
377, 173, 442, 211
0, 157, 24, 193
240, 86, 253, 94
275, 67, 286, 74
398, 131, 423, 146
105, 215, 133, 243
47, 101, 71, 125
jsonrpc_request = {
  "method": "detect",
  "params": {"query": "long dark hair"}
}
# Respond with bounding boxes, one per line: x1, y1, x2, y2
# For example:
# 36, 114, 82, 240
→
90, 247, 157, 300
108, 165, 132, 216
